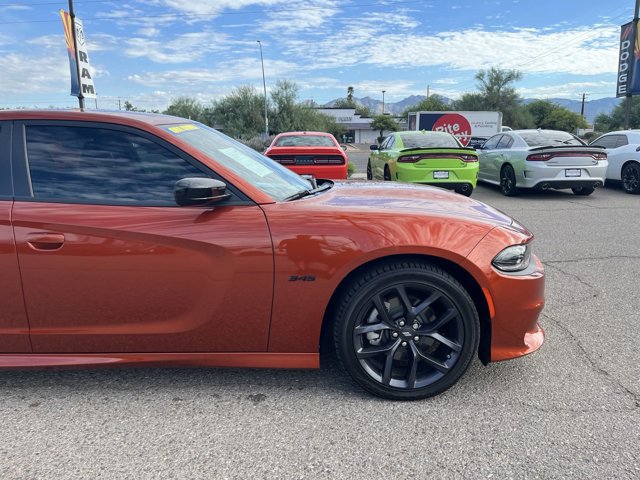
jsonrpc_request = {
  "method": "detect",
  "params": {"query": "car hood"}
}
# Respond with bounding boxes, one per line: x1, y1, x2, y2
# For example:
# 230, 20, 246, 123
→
310, 181, 515, 228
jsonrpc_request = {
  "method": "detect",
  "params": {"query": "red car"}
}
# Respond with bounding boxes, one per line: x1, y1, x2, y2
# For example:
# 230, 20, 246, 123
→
0, 110, 544, 400
264, 131, 348, 180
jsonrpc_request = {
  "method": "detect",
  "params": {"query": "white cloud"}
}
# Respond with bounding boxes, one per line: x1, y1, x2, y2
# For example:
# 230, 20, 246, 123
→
517, 81, 617, 99
260, 1, 341, 34
0, 53, 70, 95
123, 31, 237, 63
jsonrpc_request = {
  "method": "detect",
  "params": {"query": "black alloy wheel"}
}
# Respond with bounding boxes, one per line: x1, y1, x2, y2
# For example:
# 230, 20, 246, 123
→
571, 186, 595, 196
500, 164, 518, 196
622, 162, 640, 194
334, 261, 479, 400
367, 160, 373, 180
383, 165, 392, 181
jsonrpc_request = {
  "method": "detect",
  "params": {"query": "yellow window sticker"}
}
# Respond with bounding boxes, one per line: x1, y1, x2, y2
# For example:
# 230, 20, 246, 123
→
168, 124, 199, 133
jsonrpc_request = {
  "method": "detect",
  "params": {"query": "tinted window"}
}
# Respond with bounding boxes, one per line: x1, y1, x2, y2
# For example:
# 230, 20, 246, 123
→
400, 132, 460, 149
519, 131, 585, 147
274, 135, 335, 147
497, 135, 514, 149
591, 134, 628, 149
482, 135, 503, 150
25, 126, 206, 205
379, 136, 392, 150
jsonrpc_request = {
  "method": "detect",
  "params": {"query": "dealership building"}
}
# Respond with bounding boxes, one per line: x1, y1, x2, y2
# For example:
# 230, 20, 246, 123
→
315, 108, 379, 144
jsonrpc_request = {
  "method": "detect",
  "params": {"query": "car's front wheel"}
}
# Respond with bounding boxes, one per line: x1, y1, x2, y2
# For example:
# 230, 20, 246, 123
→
366, 160, 373, 180
333, 261, 479, 400
500, 165, 518, 196
621, 162, 640, 194
571, 186, 595, 196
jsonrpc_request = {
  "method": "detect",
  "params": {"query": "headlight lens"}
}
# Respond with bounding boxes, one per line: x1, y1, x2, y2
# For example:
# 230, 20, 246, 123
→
492, 244, 531, 272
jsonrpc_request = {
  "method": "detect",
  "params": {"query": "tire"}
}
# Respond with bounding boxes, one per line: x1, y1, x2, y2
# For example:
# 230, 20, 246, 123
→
621, 162, 640, 194
455, 186, 473, 197
366, 160, 373, 180
333, 260, 479, 401
500, 165, 518, 196
571, 186, 595, 196
383, 165, 392, 181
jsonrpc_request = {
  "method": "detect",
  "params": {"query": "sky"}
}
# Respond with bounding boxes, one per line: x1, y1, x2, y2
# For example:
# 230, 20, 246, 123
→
0, 0, 634, 111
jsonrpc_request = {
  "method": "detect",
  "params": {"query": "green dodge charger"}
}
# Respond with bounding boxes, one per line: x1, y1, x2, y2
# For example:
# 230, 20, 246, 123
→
368, 130, 479, 196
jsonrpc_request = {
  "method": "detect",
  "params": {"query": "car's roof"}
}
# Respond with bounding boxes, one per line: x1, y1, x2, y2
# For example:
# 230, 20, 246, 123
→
400, 130, 454, 137
0, 109, 190, 127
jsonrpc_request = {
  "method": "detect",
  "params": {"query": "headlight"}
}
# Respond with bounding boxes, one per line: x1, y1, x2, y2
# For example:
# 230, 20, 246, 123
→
492, 244, 531, 272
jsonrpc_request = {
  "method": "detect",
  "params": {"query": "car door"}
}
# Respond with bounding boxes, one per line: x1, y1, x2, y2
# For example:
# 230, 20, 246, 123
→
591, 134, 629, 180
0, 121, 31, 352
372, 135, 391, 179
11, 121, 273, 354
478, 134, 503, 182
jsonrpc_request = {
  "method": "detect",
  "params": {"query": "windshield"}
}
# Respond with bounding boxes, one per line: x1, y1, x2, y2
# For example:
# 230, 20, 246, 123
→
164, 123, 311, 201
274, 135, 336, 147
401, 132, 461, 149
519, 131, 585, 147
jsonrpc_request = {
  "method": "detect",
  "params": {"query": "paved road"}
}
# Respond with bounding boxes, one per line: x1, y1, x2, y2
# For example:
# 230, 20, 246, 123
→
1, 182, 639, 479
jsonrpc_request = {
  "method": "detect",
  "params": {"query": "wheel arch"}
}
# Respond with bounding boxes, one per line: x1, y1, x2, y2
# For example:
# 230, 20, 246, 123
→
319, 253, 492, 365
621, 159, 640, 172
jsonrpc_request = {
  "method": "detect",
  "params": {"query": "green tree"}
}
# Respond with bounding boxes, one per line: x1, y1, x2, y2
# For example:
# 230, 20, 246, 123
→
163, 97, 204, 122
526, 100, 587, 132
370, 114, 399, 143
593, 98, 640, 132
452, 68, 533, 128
347, 86, 355, 105
209, 86, 265, 139
402, 94, 450, 117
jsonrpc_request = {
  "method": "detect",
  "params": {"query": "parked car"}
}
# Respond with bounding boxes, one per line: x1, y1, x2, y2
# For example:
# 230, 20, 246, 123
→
477, 129, 608, 196
263, 131, 348, 180
0, 110, 545, 400
589, 130, 640, 194
368, 130, 479, 196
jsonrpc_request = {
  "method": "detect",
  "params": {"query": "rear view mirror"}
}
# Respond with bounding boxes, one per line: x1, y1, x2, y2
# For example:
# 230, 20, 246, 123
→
174, 178, 230, 206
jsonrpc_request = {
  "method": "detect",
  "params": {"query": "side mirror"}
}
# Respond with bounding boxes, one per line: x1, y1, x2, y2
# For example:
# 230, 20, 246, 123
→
174, 178, 230, 206
340, 145, 347, 151
635, 146, 640, 152
369, 144, 379, 151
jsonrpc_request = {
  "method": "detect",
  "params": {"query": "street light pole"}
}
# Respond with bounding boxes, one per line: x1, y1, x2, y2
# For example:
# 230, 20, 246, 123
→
382, 90, 386, 114
257, 40, 268, 140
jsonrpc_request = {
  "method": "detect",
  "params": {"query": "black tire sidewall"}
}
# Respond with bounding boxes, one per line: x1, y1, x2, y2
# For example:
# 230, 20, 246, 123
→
622, 163, 640, 194
334, 263, 479, 400
500, 165, 517, 196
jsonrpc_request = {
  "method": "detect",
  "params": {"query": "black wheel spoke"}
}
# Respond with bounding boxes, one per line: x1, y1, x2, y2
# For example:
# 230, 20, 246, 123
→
356, 339, 400, 359
407, 343, 421, 388
413, 291, 441, 317
395, 285, 415, 319
354, 322, 391, 335
428, 332, 462, 352
414, 348, 450, 373
372, 294, 395, 327
420, 308, 457, 334
381, 341, 401, 385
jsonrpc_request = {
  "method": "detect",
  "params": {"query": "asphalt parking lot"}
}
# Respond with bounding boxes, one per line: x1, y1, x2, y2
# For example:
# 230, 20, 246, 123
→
1, 162, 639, 478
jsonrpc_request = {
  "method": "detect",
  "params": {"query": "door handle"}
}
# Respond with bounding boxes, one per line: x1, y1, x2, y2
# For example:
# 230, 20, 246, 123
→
26, 233, 65, 251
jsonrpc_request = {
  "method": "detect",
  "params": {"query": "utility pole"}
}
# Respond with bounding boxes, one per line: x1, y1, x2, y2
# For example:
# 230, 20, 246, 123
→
257, 40, 268, 140
382, 90, 386, 114
427, 84, 430, 98
68, 0, 84, 110
580, 93, 588, 120
118, 98, 121, 110
624, 0, 640, 129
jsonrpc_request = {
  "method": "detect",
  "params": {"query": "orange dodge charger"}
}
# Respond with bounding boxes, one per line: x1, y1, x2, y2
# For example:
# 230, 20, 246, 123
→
0, 110, 544, 400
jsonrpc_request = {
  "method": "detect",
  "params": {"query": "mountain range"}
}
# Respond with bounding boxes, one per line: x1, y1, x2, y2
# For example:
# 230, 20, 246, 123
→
325, 96, 621, 123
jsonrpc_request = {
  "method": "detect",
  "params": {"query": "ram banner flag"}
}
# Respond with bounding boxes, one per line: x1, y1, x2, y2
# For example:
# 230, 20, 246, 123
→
60, 10, 97, 98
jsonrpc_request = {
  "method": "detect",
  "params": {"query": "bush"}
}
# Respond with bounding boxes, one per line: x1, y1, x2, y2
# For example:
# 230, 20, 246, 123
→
238, 135, 275, 152
347, 161, 356, 178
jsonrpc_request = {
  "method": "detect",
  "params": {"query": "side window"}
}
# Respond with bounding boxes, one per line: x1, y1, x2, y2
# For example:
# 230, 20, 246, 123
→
615, 135, 629, 148
380, 136, 392, 150
25, 125, 207, 205
0, 124, 11, 196
497, 135, 514, 149
592, 135, 619, 149
482, 135, 503, 150
387, 135, 396, 150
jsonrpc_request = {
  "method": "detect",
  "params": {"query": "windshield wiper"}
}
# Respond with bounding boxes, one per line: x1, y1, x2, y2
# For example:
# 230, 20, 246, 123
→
283, 182, 332, 201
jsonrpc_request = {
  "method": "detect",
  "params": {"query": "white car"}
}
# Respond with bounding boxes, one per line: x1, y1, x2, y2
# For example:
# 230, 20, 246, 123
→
589, 130, 640, 194
478, 129, 608, 196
